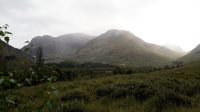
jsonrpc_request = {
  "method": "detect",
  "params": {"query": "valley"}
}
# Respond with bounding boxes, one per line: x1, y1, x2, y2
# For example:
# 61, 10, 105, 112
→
1, 28, 200, 112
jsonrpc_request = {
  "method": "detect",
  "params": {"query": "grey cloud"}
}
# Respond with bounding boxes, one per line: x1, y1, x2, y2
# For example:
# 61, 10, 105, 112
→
0, 0, 33, 16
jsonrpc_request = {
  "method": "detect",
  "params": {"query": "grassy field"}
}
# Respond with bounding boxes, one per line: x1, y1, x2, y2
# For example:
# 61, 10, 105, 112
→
1, 62, 200, 112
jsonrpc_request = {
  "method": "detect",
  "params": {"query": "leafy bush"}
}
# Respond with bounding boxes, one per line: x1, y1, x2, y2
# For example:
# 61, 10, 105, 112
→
111, 87, 129, 99
96, 82, 155, 101
158, 91, 191, 107
61, 89, 90, 102
0, 72, 19, 90
64, 70, 78, 81
146, 90, 192, 112
132, 82, 155, 101
96, 85, 114, 97
62, 101, 87, 112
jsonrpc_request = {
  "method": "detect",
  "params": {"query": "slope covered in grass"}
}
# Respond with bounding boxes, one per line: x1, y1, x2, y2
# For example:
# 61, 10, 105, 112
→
1, 62, 200, 112
180, 44, 200, 63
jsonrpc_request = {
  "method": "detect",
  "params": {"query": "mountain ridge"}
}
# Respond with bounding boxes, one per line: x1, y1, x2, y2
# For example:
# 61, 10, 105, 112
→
21, 29, 185, 66
70, 29, 183, 67
22, 33, 94, 62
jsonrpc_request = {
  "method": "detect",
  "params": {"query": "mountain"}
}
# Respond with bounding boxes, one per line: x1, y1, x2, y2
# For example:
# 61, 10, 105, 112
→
70, 29, 182, 67
163, 44, 186, 56
0, 39, 23, 59
179, 44, 200, 63
22, 33, 94, 63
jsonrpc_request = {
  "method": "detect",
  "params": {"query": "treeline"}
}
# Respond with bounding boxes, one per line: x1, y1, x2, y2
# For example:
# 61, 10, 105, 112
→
0, 60, 116, 90
0, 57, 184, 90
113, 61, 184, 75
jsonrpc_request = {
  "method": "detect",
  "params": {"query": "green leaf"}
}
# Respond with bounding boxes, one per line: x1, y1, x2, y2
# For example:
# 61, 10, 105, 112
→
4, 36, 9, 43
0, 31, 5, 36
5, 31, 13, 35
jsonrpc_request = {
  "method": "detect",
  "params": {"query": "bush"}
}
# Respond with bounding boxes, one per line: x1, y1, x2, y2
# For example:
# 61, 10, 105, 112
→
158, 91, 191, 106
96, 82, 155, 101
146, 90, 192, 112
63, 70, 78, 81
61, 89, 90, 102
96, 85, 114, 97
0, 72, 18, 90
111, 87, 129, 99
133, 82, 155, 101
62, 101, 87, 112
0, 78, 17, 90
183, 81, 200, 96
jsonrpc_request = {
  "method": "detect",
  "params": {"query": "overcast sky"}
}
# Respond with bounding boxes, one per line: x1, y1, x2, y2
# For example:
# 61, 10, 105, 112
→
1, 0, 200, 51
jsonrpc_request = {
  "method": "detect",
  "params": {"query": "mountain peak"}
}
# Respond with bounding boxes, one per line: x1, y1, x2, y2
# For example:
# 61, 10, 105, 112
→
59, 33, 93, 38
105, 29, 134, 36
96, 29, 141, 42
22, 33, 94, 63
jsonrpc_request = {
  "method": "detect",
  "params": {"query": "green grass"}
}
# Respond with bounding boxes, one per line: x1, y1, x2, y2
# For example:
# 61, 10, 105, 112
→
1, 62, 200, 112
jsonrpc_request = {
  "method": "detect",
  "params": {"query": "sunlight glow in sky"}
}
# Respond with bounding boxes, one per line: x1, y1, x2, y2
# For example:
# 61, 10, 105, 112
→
1, 0, 200, 51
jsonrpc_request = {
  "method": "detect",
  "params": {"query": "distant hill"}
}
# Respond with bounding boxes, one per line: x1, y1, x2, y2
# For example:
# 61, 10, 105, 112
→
163, 44, 186, 56
70, 29, 182, 67
0, 39, 23, 59
180, 44, 200, 63
22, 33, 94, 63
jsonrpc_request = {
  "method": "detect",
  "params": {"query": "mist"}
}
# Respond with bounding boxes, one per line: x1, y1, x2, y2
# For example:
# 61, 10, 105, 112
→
1, 0, 200, 51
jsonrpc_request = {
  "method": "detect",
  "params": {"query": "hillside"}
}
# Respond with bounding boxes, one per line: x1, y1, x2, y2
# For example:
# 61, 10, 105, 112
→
163, 44, 186, 56
22, 33, 94, 63
0, 39, 23, 59
180, 44, 200, 63
1, 60, 200, 112
71, 29, 183, 67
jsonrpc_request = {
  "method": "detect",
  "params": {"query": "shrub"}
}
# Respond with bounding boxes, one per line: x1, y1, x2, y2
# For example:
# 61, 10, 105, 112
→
61, 89, 90, 102
96, 82, 155, 101
63, 70, 78, 81
131, 82, 155, 101
146, 90, 192, 112
62, 101, 87, 112
0, 77, 18, 90
183, 81, 200, 96
111, 87, 129, 99
96, 85, 114, 97
158, 91, 191, 106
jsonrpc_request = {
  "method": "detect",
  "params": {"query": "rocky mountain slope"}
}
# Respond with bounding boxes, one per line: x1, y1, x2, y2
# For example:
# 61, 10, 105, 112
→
22, 33, 94, 62
71, 30, 182, 67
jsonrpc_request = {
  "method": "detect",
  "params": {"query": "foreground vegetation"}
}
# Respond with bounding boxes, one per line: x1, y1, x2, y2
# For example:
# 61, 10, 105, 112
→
1, 61, 200, 112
